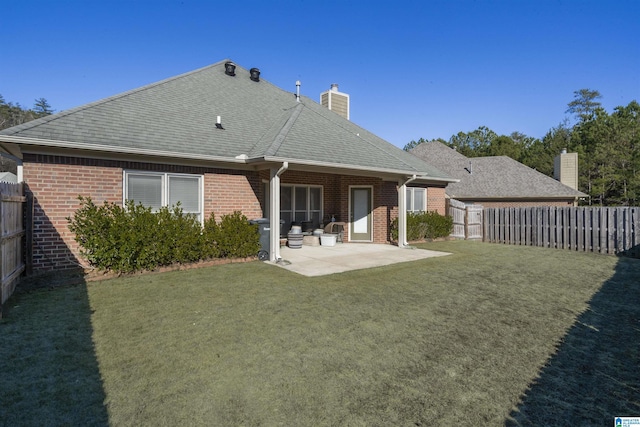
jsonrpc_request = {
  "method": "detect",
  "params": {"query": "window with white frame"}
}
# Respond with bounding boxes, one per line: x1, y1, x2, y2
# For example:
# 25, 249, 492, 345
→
124, 171, 203, 222
406, 187, 426, 213
262, 183, 323, 234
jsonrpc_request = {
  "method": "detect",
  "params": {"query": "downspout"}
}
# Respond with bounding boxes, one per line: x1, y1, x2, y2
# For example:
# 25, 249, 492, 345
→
269, 162, 288, 262
398, 174, 417, 248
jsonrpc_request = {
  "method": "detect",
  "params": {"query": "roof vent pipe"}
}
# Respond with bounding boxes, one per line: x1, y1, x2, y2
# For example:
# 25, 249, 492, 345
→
295, 80, 301, 102
250, 68, 260, 82
224, 61, 236, 76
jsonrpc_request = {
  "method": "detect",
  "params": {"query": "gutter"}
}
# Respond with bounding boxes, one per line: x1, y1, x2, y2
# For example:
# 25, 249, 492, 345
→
262, 156, 458, 184
0, 135, 251, 166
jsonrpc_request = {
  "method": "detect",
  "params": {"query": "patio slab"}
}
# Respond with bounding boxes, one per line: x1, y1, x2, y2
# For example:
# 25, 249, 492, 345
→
270, 243, 450, 276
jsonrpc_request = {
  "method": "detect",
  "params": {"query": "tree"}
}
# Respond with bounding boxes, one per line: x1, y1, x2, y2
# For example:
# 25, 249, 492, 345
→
520, 121, 573, 176
404, 137, 446, 151
447, 126, 497, 157
570, 100, 640, 206
485, 135, 522, 159
566, 88, 602, 121
33, 98, 54, 117
403, 137, 427, 151
0, 94, 54, 130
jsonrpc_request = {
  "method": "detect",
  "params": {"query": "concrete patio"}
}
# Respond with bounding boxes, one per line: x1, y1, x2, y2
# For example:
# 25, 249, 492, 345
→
270, 243, 450, 276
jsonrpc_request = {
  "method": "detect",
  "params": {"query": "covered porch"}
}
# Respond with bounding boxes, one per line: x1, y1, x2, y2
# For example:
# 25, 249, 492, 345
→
259, 162, 451, 263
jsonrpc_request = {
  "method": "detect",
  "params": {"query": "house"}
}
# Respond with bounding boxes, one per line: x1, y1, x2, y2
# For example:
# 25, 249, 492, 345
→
409, 141, 586, 208
0, 59, 455, 273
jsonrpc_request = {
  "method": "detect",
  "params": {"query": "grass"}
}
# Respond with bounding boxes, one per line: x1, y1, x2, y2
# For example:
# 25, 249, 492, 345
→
1, 241, 638, 426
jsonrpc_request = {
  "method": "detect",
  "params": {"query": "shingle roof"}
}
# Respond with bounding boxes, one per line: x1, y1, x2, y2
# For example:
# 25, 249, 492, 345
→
1, 60, 453, 182
410, 141, 587, 199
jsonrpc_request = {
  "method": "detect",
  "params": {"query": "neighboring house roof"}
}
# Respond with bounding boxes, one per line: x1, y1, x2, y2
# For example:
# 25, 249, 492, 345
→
410, 141, 587, 199
0, 59, 453, 184
0, 172, 17, 183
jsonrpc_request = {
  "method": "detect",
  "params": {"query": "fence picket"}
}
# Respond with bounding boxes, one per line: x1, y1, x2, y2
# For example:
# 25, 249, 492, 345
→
481, 205, 639, 256
0, 182, 26, 314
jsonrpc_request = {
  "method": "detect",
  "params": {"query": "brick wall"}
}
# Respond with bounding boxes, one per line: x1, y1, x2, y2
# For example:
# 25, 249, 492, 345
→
23, 154, 262, 273
426, 186, 447, 215
23, 154, 450, 272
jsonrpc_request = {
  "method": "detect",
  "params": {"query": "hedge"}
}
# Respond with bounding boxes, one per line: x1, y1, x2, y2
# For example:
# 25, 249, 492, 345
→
67, 196, 260, 274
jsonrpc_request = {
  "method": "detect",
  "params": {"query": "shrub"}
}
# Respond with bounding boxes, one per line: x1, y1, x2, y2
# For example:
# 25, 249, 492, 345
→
214, 211, 260, 258
67, 197, 259, 274
390, 211, 453, 242
201, 213, 222, 260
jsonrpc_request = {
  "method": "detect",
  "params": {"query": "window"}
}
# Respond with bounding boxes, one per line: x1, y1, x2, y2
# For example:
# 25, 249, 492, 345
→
263, 184, 322, 235
281, 185, 322, 233
124, 171, 203, 222
406, 187, 426, 213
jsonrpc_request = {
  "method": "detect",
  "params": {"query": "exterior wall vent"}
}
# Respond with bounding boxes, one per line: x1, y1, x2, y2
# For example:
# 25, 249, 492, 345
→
320, 84, 350, 120
224, 62, 236, 76
250, 68, 260, 82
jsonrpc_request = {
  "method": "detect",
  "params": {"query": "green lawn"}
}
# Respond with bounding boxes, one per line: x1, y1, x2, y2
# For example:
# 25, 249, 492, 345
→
1, 241, 638, 426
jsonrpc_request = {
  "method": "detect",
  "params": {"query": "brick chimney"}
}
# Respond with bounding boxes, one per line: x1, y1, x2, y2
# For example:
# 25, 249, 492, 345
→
554, 149, 579, 190
320, 84, 350, 120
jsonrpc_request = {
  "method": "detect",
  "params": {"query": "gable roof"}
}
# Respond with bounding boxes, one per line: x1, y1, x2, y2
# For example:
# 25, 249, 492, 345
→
410, 141, 587, 199
0, 59, 453, 183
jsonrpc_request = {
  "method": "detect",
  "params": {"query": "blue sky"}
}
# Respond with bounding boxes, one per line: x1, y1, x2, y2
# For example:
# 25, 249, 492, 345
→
2, 0, 638, 148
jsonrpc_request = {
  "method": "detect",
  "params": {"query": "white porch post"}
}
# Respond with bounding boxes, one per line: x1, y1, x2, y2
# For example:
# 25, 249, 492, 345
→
269, 162, 288, 262
16, 159, 23, 183
398, 180, 407, 248
398, 175, 417, 248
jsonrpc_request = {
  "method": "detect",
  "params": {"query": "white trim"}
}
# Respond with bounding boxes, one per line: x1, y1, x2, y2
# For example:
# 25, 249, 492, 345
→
398, 175, 417, 248
269, 162, 288, 262
406, 187, 427, 213
123, 170, 204, 224
0, 135, 459, 184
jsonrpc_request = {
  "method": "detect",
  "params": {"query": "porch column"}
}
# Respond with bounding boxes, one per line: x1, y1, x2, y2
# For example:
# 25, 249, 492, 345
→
397, 180, 408, 248
269, 162, 288, 262
398, 175, 417, 248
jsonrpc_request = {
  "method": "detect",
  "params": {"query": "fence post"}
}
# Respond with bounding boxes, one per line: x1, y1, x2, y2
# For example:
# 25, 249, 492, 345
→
25, 191, 33, 276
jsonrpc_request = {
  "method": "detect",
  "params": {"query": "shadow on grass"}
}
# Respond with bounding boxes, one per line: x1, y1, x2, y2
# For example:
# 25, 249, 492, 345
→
506, 256, 640, 426
0, 272, 109, 427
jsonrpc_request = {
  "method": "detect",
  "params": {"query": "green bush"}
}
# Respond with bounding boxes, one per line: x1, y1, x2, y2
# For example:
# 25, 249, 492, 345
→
201, 213, 222, 260
214, 211, 261, 258
390, 211, 453, 242
67, 197, 259, 273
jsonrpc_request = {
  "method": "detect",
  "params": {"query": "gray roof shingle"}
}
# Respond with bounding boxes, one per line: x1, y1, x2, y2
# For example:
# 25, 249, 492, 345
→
410, 141, 587, 199
1, 60, 453, 182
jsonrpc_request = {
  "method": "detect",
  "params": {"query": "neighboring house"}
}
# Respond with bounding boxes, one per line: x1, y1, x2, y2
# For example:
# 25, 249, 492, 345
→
0, 172, 17, 183
0, 59, 455, 273
410, 141, 587, 207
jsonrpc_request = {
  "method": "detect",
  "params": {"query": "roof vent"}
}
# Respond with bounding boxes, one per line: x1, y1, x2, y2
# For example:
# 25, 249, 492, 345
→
224, 62, 236, 76
249, 68, 260, 82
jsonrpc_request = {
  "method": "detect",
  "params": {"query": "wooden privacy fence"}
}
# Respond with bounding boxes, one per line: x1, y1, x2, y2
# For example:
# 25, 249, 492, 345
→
448, 199, 483, 240
484, 206, 640, 255
0, 182, 26, 313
